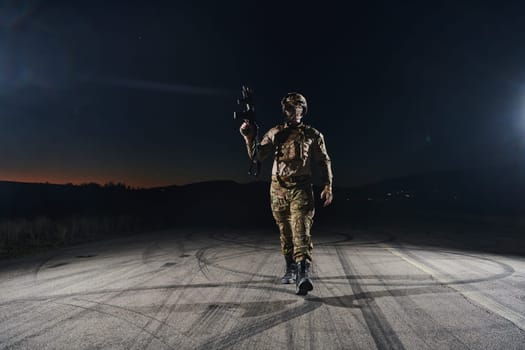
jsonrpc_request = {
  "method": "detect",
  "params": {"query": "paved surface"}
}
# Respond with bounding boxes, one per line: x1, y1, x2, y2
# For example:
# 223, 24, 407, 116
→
1, 227, 525, 349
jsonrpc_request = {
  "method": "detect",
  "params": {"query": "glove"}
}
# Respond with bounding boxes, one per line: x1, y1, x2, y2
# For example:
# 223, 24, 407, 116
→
239, 120, 255, 140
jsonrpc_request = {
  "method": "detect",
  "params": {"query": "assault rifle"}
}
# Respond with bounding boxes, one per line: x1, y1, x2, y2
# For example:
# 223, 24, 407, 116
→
234, 85, 261, 176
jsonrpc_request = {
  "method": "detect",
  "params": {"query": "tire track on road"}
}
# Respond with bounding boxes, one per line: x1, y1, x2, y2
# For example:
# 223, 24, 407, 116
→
131, 230, 243, 348
55, 300, 178, 350
196, 246, 277, 280
188, 234, 320, 350
385, 242, 525, 332
129, 232, 210, 349
335, 246, 406, 350
357, 246, 470, 349
210, 231, 277, 251
194, 300, 322, 350
0, 259, 153, 341
180, 237, 276, 346
311, 243, 363, 349
2, 245, 196, 349
73, 296, 183, 334
229, 247, 283, 349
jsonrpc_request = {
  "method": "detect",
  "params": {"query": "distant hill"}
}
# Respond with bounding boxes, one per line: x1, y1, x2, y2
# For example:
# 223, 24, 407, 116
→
0, 180, 273, 226
345, 163, 525, 215
2, 167, 525, 257
1, 163, 524, 222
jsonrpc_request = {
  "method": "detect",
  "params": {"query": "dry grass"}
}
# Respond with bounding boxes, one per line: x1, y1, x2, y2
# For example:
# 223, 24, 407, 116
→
0, 215, 141, 257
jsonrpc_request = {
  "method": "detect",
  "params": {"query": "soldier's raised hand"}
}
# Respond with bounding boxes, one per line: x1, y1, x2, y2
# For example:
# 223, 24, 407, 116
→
239, 120, 255, 140
320, 185, 333, 207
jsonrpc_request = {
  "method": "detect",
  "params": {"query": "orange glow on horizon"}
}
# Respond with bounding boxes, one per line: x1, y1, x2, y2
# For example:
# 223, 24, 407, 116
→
0, 173, 189, 189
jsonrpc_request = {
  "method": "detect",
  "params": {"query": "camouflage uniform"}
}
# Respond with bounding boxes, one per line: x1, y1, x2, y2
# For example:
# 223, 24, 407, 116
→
245, 122, 333, 262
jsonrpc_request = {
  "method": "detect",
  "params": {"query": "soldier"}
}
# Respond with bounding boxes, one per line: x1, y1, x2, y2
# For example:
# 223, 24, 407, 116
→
240, 92, 333, 295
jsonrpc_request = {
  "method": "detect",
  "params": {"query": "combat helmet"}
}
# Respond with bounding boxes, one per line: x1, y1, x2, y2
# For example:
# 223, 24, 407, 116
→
281, 92, 307, 116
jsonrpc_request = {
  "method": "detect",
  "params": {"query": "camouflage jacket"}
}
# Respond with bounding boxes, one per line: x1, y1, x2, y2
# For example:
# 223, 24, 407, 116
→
245, 122, 333, 188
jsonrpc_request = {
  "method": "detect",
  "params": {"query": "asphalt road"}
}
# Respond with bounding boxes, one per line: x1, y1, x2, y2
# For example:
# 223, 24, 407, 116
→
1, 226, 525, 349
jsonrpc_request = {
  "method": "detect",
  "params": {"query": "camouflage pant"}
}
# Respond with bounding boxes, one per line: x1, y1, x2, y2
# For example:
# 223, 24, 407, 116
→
270, 177, 315, 262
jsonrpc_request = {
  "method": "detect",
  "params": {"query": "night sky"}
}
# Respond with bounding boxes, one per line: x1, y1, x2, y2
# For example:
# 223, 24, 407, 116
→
2, 1, 525, 188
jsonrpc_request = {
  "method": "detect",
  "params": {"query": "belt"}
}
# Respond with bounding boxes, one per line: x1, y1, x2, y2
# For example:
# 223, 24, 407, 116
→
272, 175, 311, 183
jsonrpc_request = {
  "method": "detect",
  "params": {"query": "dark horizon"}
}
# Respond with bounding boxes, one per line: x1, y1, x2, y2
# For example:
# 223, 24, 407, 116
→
0, 157, 522, 190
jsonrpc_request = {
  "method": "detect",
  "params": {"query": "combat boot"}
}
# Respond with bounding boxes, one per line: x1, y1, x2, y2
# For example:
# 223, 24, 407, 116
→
295, 259, 313, 295
280, 255, 297, 284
